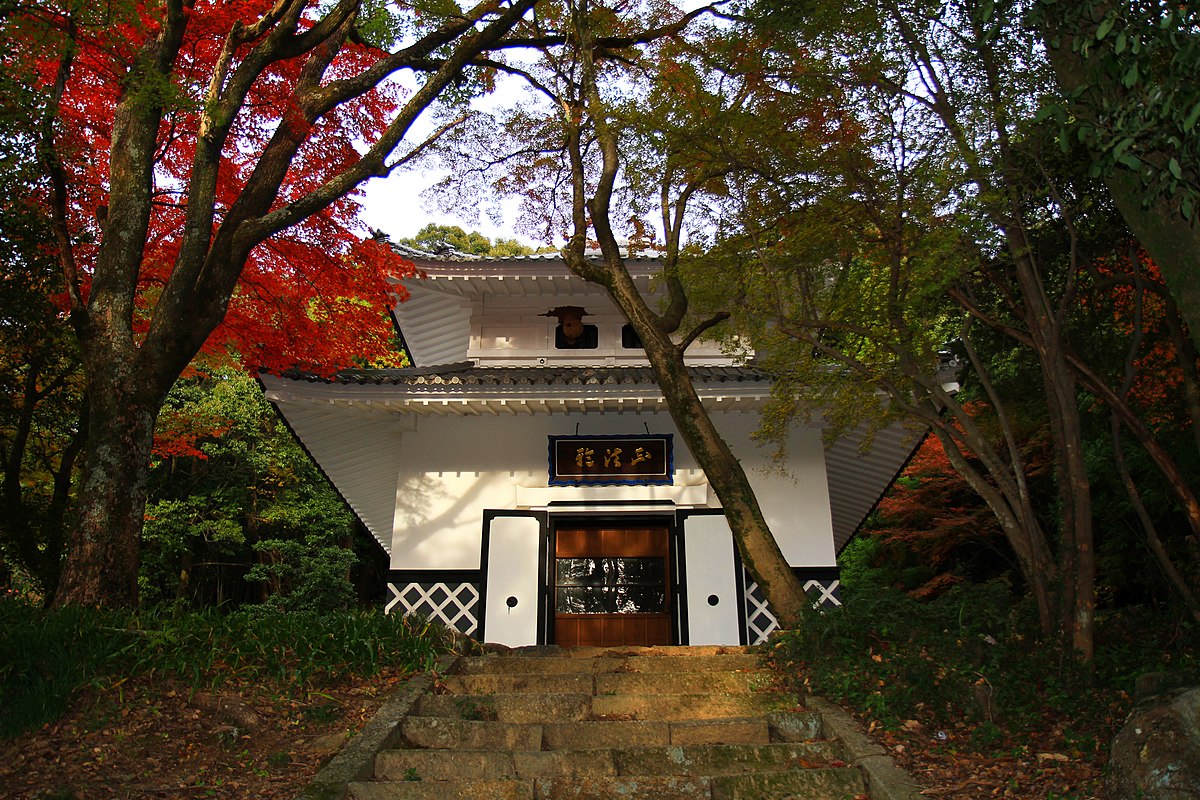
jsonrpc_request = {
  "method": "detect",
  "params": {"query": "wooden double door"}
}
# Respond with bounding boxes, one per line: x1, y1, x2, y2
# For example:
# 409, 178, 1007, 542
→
553, 524, 673, 648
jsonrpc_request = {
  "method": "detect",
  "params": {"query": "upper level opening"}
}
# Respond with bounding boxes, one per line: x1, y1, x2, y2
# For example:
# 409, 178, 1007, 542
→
391, 254, 743, 368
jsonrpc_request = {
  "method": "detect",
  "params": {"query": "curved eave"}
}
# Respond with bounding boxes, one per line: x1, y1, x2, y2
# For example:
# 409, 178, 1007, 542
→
391, 257, 664, 300
262, 378, 772, 416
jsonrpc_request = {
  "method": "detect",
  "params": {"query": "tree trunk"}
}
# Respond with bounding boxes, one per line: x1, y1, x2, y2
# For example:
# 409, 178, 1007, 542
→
639, 324, 810, 629
558, 0, 811, 630
53, 380, 161, 608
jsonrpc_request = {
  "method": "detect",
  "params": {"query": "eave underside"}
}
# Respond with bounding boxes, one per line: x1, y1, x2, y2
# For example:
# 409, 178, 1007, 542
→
262, 374, 921, 558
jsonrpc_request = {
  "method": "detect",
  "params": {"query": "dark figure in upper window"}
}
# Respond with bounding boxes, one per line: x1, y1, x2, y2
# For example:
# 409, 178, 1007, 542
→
543, 306, 598, 349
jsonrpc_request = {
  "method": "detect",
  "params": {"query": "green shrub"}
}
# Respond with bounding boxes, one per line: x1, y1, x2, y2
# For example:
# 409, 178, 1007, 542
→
0, 597, 455, 738
769, 577, 1197, 744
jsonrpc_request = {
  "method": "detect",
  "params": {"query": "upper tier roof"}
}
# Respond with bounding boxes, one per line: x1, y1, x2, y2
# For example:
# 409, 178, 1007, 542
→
386, 249, 735, 368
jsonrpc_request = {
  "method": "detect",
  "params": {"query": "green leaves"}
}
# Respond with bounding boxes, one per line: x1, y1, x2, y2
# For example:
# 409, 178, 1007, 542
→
141, 371, 363, 610
0, 597, 457, 736
1040, 0, 1200, 223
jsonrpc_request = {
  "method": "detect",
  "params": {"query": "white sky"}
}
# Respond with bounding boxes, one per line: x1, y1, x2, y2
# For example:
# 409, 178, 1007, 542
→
356, 0, 714, 246
357, 61, 534, 244
359, 168, 527, 244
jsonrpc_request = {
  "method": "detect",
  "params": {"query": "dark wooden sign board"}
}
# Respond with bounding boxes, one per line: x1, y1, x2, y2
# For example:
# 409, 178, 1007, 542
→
548, 434, 673, 486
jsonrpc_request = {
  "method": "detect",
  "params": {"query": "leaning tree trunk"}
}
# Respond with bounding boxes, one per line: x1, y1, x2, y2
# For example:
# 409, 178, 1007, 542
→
575, 253, 812, 630
558, 0, 811, 629
636, 314, 810, 629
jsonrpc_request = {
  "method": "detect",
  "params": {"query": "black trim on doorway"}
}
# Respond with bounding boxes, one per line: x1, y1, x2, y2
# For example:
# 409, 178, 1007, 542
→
674, 508, 729, 646
793, 566, 841, 581
479, 509, 549, 645
546, 512, 682, 647
546, 500, 677, 508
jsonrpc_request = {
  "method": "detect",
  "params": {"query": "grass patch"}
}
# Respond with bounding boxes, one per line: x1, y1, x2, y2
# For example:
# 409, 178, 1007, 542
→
0, 597, 457, 738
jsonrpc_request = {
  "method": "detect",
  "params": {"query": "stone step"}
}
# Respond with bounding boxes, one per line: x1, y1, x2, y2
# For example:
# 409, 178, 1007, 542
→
457, 653, 764, 675
374, 742, 842, 782
591, 691, 800, 721
349, 776, 713, 800
541, 717, 771, 749
414, 691, 801, 723
593, 670, 775, 695
767, 710, 825, 743
440, 668, 772, 697
347, 778, 532, 800
349, 769, 866, 800
508, 647, 758, 662
438, 673, 595, 695
375, 748, 615, 781
414, 692, 593, 723
710, 768, 867, 800
613, 741, 843, 776
399, 716, 542, 751
402, 715, 777, 752
444, 671, 777, 695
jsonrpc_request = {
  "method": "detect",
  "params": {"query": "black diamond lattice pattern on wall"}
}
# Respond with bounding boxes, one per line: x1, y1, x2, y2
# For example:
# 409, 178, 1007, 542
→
743, 569, 843, 645
385, 581, 479, 637
743, 570, 780, 645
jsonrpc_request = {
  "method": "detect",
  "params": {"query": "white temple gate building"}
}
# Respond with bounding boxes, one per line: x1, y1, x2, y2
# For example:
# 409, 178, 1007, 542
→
261, 251, 920, 647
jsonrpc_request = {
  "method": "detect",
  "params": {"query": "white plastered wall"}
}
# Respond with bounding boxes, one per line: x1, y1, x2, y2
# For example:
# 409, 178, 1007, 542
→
388, 409, 836, 571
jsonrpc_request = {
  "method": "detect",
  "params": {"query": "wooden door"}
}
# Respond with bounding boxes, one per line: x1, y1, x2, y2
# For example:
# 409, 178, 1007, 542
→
553, 525, 672, 647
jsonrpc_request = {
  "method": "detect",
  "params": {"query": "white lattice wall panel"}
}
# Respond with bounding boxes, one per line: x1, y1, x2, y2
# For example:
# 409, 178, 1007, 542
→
386, 582, 480, 637
743, 571, 842, 645
803, 578, 842, 609
743, 571, 780, 645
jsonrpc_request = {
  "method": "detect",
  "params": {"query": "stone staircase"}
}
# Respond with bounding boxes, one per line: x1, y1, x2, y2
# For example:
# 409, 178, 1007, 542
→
344, 645, 869, 800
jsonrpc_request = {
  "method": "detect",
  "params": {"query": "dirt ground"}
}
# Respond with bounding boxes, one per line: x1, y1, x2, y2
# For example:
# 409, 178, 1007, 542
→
0, 668, 414, 800
0, 664, 1106, 799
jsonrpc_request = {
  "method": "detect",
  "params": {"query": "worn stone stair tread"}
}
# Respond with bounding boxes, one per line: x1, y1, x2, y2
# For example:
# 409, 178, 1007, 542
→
375, 748, 619, 781
399, 716, 542, 751
767, 710, 825, 743
347, 777, 533, 800
348, 768, 867, 800
415, 692, 593, 722
532, 774, 714, 800
594, 671, 774, 695
611, 741, 844, 776
458, 653, 764, 675
589, 691, 801, 720
438, 673, 596, 695
709, 767, 867, 800
539, 716, 772, 749
557, 645, 755, 658
414, 690, 799, 723
376, 741, 843, 781
440, 670, 779, 698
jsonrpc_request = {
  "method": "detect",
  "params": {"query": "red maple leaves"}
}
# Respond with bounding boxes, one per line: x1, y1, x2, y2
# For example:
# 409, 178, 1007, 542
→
23, 0, 415, 377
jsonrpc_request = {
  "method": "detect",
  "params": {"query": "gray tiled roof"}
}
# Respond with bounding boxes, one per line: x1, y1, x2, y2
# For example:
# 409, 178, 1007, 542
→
284, 363, 771, 386
378, 235, 664, 266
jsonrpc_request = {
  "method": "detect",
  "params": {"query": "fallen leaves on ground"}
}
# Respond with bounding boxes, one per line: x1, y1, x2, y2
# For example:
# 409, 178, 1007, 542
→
0, 663, 1111, 799
0, 668, 413, 800
868, 715, 1107, 798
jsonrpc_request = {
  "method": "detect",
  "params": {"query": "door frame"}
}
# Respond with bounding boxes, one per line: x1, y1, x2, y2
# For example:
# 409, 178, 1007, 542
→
479, 509, 549, 645
676, 509, 748, 646
544, 510, 680, 646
